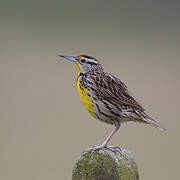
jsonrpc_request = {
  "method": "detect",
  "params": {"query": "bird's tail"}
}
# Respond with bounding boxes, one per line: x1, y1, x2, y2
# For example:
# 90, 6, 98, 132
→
135, 110, 166, 131
145, 117, 166, 131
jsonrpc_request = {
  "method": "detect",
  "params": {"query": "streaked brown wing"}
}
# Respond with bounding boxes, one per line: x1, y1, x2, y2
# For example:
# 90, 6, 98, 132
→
87, 71, 144, 111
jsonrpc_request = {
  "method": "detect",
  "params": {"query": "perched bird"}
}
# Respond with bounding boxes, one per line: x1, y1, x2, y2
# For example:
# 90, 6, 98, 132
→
59, 54, 166, 151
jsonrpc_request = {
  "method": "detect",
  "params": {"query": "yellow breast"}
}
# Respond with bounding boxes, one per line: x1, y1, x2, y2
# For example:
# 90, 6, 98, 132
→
77, 76, 97, 119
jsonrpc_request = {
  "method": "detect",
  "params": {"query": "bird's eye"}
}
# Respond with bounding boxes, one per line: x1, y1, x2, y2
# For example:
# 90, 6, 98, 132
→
81, 59, 85, 63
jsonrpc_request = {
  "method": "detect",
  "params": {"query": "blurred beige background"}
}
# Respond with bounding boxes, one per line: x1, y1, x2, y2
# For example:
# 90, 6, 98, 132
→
0, 0, 180, 179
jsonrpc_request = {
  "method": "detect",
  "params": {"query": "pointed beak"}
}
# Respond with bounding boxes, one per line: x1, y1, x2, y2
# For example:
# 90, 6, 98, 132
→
58, 55, 78, 63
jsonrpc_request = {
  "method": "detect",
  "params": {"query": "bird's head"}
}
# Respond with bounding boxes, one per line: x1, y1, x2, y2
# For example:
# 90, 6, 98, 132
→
59, 54, 103, 75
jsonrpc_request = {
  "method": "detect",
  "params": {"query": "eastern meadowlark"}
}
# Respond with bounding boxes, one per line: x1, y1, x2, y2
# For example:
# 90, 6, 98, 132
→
59, 54, 166, 151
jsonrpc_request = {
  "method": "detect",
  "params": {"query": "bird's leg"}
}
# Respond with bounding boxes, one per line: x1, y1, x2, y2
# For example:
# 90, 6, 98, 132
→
86, 122, 120, 152
102, 122, 120, 147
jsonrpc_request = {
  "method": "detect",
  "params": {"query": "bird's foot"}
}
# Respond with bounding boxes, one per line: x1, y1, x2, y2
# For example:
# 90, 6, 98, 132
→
105, 145, 122, 154
85, 144, 122, 154
85, 144, 106, 153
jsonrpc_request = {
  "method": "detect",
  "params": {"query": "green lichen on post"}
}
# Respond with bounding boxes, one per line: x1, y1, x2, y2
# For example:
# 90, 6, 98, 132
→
72, 148, 139, 180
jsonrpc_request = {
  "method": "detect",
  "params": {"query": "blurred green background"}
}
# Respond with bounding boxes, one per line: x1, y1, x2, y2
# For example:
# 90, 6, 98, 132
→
0, 0, 180, 179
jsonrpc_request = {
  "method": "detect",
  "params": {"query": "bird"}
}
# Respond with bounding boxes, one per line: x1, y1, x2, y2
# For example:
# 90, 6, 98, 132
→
59, 54, 166, 151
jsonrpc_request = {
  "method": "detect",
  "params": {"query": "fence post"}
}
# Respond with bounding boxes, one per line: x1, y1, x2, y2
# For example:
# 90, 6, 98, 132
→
72, 148, 139, 180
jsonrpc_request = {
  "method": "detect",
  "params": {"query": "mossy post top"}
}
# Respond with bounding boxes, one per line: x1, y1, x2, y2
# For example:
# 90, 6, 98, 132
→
72, 148, 139, 180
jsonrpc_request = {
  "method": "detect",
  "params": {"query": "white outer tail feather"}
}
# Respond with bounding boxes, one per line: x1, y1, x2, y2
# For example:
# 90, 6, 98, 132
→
134, 110, 166, 131
145, 118, 166, 131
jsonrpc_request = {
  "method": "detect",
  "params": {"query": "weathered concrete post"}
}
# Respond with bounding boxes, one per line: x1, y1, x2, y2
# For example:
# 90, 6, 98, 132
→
72, 148, 139, 180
